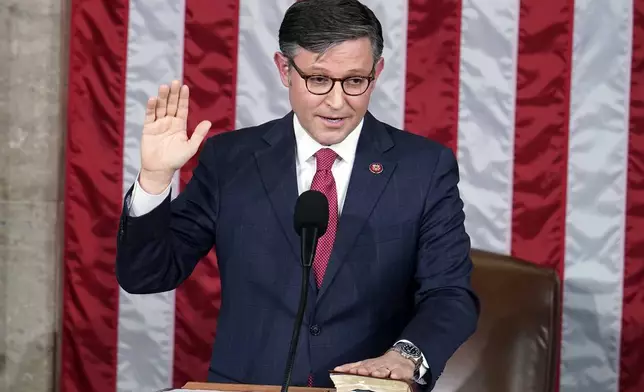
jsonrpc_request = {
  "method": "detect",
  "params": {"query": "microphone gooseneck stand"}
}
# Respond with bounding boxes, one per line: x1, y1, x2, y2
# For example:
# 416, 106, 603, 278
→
280, 227, 318, 392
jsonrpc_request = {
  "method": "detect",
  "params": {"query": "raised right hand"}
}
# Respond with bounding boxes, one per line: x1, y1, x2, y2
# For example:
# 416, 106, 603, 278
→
139, 80, 211, 194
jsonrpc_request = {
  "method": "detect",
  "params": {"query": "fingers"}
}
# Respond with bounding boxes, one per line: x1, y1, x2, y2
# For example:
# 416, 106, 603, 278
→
334, 361, 362, 373
335, 360, 388, 377
166, 80, 182, 117
357, 361, 389, 378
334, 358, 410, 380
155, 84, 170, 118
147, 81, 186, 124
188, 120, 212, 152
144, 97, 157, 125
371, 367, 392, 378
389, 368, 406, 380
176, 84, 190, 120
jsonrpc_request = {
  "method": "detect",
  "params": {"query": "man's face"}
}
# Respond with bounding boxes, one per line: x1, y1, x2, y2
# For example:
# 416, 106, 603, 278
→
274, 37, 384, 146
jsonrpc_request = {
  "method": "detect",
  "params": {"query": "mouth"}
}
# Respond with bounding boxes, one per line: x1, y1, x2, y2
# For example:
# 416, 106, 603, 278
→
318, 115, 347, 127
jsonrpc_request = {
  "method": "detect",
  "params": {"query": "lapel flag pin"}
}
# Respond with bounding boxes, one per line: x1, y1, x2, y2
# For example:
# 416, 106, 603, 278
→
369, 162, 383, 174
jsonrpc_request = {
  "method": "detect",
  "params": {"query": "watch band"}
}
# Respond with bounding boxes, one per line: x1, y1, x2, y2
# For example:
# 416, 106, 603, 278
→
388, 342, 426, 384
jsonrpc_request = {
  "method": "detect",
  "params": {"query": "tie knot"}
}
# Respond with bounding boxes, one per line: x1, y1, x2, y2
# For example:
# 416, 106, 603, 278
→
315, 148, 337, 171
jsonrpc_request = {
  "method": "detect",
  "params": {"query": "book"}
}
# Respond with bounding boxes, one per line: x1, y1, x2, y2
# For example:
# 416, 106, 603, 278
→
329, 372, 414, 392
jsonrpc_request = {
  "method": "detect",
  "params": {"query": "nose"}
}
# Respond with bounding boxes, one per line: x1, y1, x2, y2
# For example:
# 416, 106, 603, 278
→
324, 82, 345, 110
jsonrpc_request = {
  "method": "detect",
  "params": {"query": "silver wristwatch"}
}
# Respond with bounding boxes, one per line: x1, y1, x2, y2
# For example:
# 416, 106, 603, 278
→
388, 341, 424, 382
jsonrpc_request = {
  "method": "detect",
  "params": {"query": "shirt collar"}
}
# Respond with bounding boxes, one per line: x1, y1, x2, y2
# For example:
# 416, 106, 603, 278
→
293, 113, 363, 167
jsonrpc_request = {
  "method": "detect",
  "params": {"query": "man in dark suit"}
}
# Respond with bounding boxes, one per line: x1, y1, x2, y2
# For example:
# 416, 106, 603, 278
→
115, 0, 479, 389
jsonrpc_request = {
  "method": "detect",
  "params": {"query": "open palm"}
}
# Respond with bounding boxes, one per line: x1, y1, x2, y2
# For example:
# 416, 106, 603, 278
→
141, 80, 211, 174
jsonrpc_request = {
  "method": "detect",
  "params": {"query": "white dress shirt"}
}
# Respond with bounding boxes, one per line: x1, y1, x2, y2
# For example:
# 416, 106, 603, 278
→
293, 114, 361, 213
127, 113, 429, 381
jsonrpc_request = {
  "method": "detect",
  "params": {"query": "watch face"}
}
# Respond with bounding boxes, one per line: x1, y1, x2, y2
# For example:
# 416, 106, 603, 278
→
401, 343, 421, 358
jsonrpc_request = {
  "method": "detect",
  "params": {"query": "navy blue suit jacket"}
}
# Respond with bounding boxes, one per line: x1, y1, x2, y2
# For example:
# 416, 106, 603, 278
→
115, 111, 479, 389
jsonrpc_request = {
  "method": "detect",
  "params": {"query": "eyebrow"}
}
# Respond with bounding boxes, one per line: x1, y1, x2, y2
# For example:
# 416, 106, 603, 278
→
308, 65, 371, 75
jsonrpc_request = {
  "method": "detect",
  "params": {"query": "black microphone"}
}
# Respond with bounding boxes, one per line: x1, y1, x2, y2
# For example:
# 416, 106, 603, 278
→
294, 190, 329, 267
281, 190, 329, 392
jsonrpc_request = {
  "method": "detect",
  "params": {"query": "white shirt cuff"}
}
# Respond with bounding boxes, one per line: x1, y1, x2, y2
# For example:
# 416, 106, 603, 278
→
128, 174, 172, 217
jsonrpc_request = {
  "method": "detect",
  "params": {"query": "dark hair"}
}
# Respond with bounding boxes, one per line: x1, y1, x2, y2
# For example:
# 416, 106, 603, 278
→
278, 0, 384, 62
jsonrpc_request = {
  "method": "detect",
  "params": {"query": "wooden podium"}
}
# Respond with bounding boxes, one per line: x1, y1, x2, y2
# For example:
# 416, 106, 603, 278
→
182, 382, 334, 392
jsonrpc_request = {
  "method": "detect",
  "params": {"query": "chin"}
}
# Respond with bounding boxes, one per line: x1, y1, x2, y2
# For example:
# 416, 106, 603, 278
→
315, 128, 353, 145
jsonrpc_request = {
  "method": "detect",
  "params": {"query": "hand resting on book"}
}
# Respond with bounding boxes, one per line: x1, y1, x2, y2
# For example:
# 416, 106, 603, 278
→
329, 372, 414, 392
333, 350, 415, 382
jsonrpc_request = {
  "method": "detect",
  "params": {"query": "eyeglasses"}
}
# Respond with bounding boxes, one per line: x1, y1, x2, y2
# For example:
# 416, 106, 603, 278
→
288, 59, 374, 96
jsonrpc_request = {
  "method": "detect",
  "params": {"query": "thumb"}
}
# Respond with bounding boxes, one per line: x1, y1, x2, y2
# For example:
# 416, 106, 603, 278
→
389, 369, 405, 380
188, 120, 211, 152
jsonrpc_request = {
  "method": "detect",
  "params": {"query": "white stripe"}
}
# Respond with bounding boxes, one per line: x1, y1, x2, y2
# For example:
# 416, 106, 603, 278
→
561, 1, 632, 391
456, 0, 520, 254
362, 0, 408, 129
118, 0, 185, 390
236, 0, 295, 129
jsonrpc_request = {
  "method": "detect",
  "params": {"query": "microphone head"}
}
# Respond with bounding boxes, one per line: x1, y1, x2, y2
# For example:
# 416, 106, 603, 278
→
294, 190, 329, 237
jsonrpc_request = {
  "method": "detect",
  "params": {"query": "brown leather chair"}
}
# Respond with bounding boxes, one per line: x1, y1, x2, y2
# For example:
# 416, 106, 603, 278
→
433, 249, 561, 392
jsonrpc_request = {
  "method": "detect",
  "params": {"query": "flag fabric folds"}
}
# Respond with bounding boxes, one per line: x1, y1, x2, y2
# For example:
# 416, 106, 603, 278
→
61, 0, 644, 391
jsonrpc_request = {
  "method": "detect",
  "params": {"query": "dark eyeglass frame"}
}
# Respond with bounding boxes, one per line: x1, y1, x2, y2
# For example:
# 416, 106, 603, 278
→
288, 58, 375, 96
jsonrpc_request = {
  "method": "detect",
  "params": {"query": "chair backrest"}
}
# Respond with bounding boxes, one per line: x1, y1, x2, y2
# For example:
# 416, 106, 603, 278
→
433, 249, 561, 392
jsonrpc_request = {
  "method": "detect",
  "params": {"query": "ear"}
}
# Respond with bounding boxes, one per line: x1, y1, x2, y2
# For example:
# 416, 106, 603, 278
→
367, 57, 385, 92
274, 52, 290, 88
374, 57, 385, 79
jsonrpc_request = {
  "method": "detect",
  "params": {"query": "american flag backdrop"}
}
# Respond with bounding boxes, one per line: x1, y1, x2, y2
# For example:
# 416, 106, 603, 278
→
61, 0, 643, 391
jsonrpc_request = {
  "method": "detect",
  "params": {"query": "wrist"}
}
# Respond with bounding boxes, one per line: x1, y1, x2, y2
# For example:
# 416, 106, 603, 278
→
139, 169, 174, 195
388, 341, 424, 382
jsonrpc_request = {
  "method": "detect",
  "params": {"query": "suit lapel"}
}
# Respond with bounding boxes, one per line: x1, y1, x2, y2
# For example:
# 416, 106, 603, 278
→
254, 112, 302, 268
316, 112, 397, 302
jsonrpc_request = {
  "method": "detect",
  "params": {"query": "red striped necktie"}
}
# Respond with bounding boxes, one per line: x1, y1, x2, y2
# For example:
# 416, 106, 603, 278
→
309, 147, 338, 288
307, 148, 338, 387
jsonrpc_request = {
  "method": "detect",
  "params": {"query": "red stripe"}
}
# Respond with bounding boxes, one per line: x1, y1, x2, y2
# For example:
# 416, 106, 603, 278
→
510, 0, 574, 276
510, 1, 575, 390
172, 0, 240, 387
404, 0, 462, 153
60, 0, 129, 391
620, 1, 644, 390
